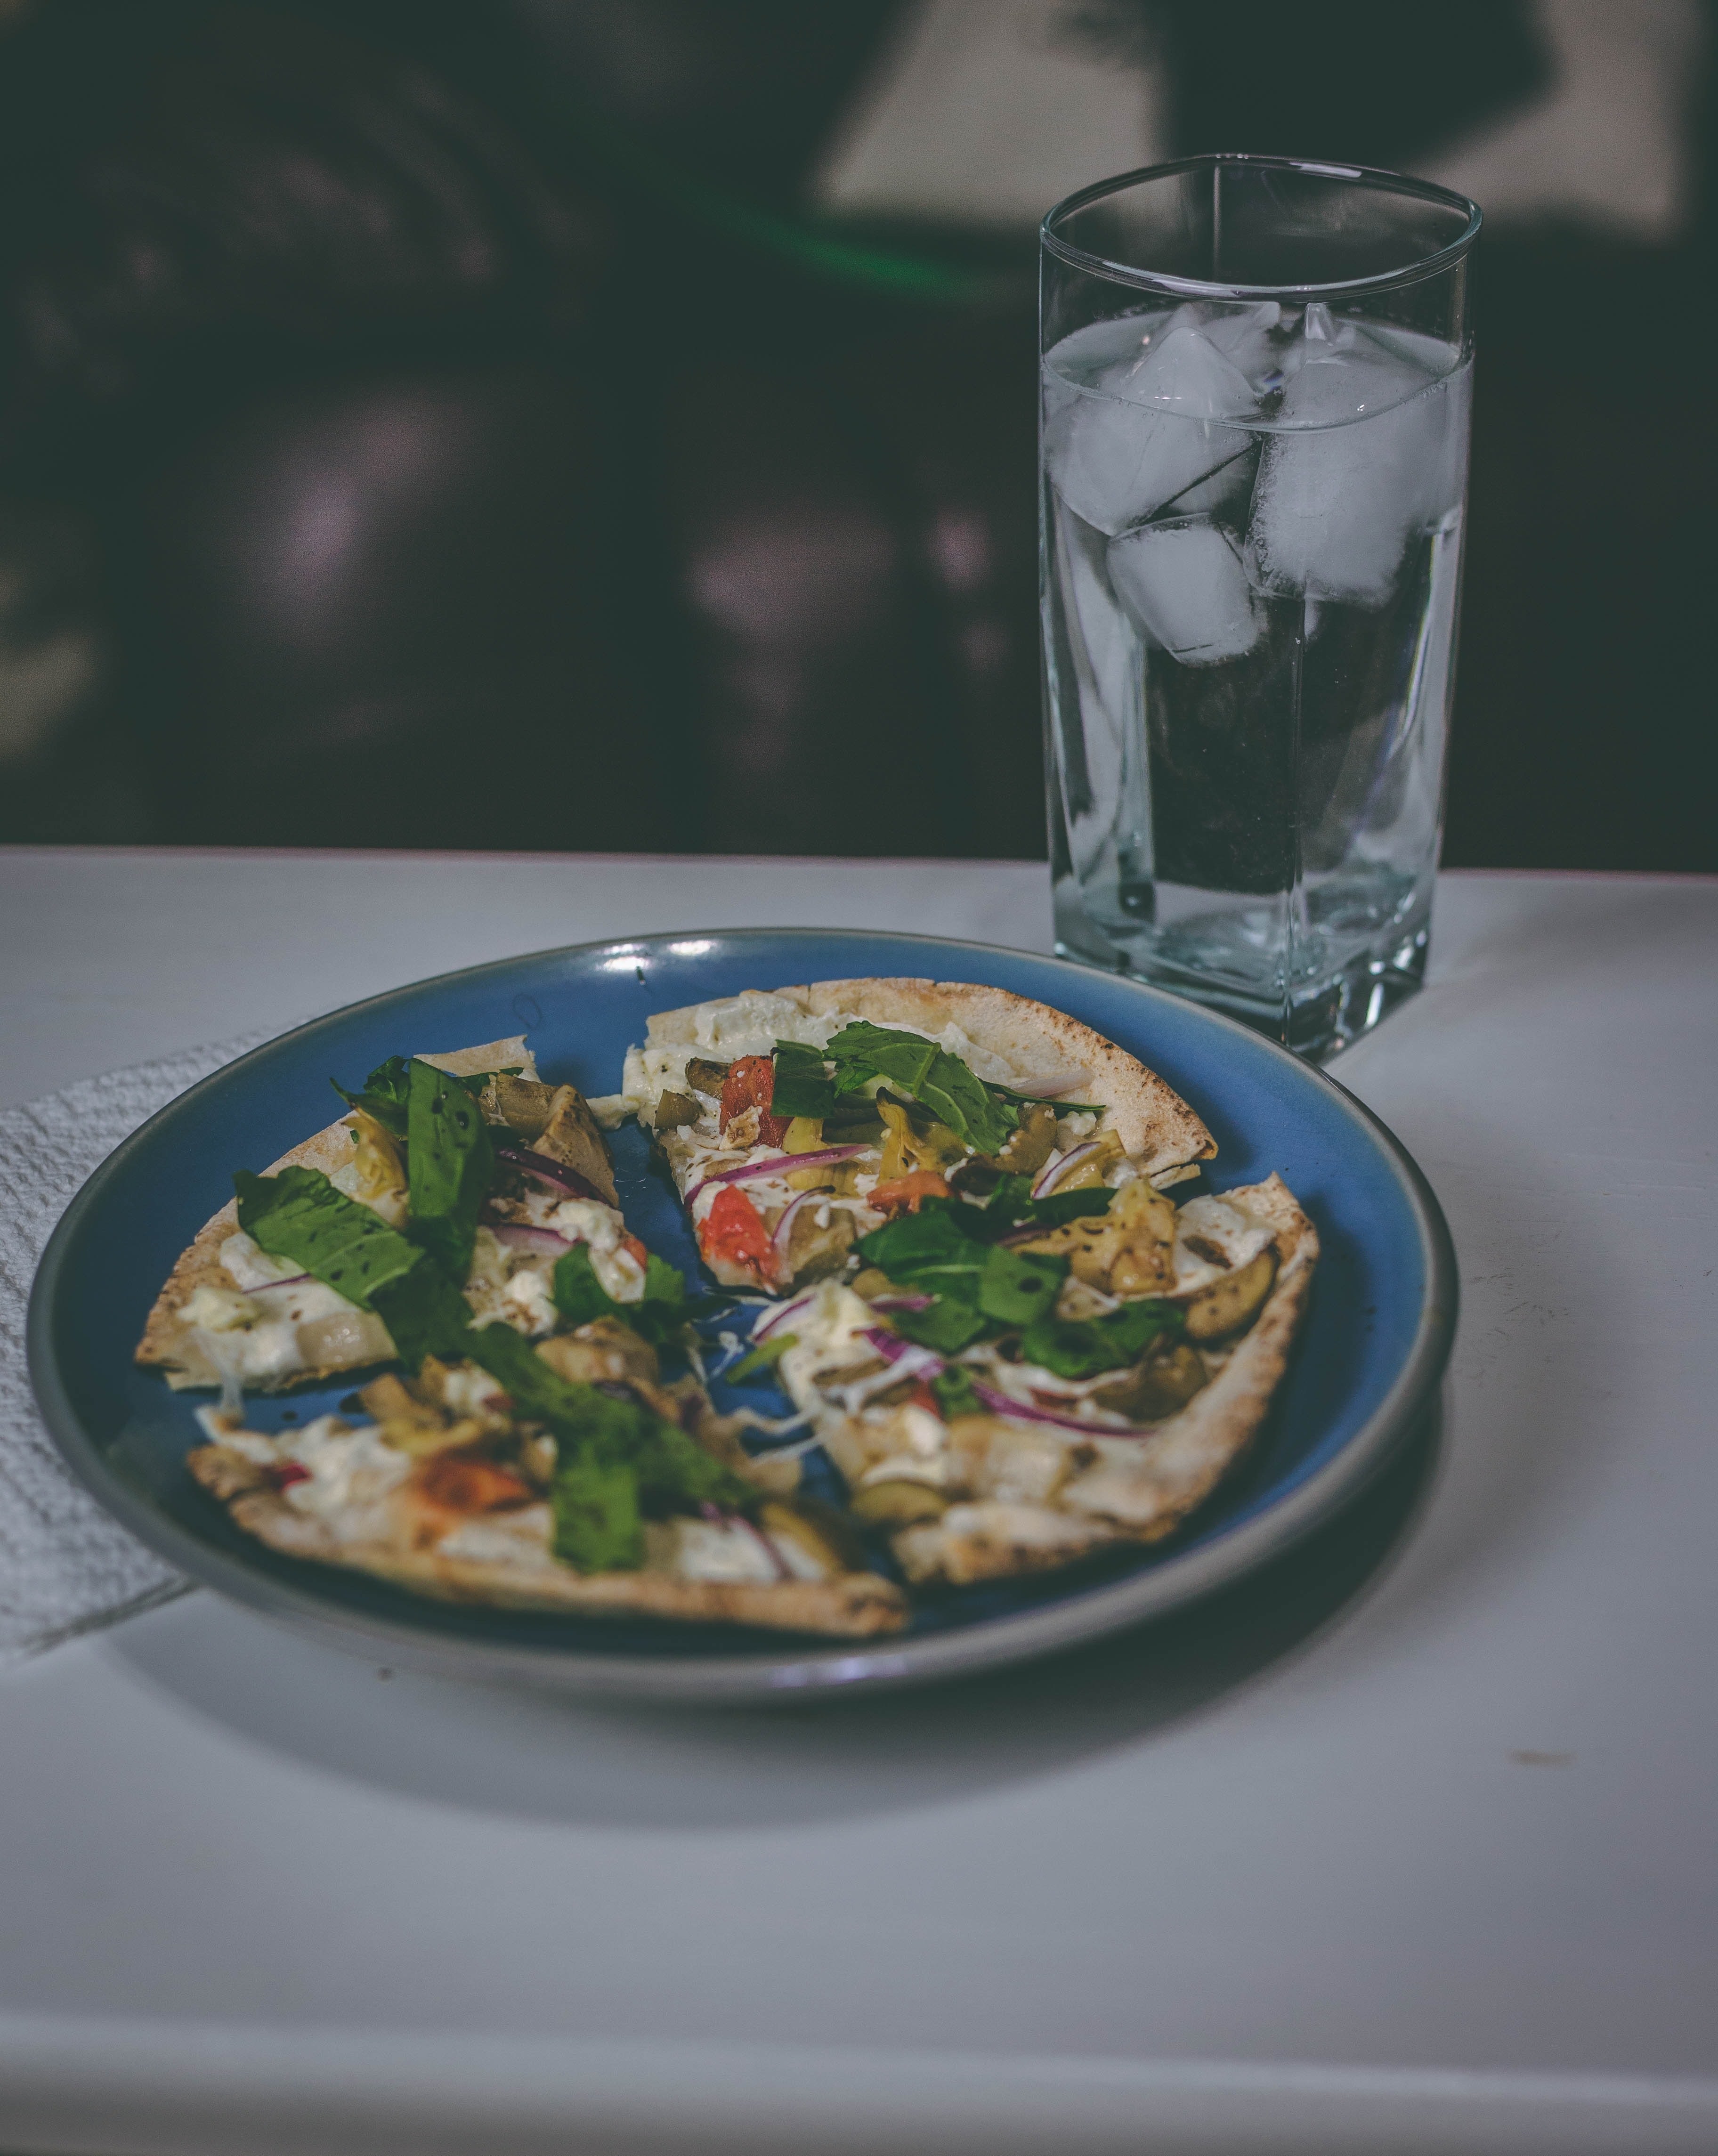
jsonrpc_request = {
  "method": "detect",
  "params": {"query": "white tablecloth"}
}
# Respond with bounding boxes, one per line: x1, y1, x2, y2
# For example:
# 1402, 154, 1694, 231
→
2, 846, 1715, 2156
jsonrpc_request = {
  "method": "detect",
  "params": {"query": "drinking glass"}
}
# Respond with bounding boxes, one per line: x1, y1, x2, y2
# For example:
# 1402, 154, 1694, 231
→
1041, 155, 1481, 1056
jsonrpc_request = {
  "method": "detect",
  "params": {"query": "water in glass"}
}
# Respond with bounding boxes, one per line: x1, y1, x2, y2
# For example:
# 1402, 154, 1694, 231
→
1043, 298, 1470, 1055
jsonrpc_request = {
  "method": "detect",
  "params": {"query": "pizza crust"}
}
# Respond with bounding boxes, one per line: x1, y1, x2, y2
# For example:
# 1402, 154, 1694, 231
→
186, 1449, 907, 1637
136, 1035, 540, 1388
645, 978, 1216, 1177
900, 1174, 1318, 1585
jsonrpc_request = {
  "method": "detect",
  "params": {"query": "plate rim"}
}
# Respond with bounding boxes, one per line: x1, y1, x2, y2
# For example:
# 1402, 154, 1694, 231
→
28, 924, 1458, 1701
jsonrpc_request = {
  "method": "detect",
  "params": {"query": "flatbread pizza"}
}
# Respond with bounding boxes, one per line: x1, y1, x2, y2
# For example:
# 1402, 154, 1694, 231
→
599, 978, 1317, 1586
138, 1034, 906, 1638
139, 978, 1317, 1636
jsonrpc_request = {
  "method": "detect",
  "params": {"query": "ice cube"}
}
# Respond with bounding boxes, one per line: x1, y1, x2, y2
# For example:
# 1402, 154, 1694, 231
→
1244, 328, 1467, 605
1055, 498, 1137, 738
1044, 323, 1258, 537
1108, 517, 1263, 666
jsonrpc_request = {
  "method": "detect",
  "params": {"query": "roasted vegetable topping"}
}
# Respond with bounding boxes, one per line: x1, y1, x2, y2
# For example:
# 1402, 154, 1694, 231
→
697, 1183, 778, 1282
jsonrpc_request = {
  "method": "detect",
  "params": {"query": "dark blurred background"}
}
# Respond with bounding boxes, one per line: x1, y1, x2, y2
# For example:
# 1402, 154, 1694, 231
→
0, 0, 1711, 867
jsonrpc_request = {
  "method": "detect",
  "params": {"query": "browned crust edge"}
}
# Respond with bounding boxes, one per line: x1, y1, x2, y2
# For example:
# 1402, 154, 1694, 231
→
184, 1450, 907, 1637
644, 976, 1216, 1176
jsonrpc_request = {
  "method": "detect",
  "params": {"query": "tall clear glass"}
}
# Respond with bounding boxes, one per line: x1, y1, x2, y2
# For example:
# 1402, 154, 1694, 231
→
1041, 156, 1480, 1056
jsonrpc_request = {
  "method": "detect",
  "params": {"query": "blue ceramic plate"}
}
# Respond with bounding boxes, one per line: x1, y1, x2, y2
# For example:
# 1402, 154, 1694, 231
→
29, 929, 1454, 1701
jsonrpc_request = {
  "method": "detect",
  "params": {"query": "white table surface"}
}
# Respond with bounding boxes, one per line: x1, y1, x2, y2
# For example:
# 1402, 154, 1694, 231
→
2, 847, 1716, 2156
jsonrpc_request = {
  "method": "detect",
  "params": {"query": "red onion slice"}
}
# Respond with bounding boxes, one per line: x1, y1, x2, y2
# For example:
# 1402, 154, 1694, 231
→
250, 1272, 312, 1292
494, 1147, 603, 1202
866, 1292, 934, 1312
968, 1377, 1133, 1435
752, 1289, 817, 1343
686, 1144, 870, 1205
491, 1223, 573, 1257
1031, 1140, 1099, 1200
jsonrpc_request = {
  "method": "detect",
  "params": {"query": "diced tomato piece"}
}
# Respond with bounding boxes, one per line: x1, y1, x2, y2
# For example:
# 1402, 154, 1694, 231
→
720, 1054, 791, 1146
416, 1452, 532, 1514
621, 1232, 649, 1267
869, 1171, 952, 1215
264, 1460, 310, 1491
905, 1380, 944, 1419
698, 1183, 779, 1281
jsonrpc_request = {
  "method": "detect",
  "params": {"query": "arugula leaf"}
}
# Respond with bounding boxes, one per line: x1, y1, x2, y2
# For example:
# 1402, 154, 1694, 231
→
822, 1022, 1020, 1155
891, 1298, 988, 1354
332, 1057, 520, 1138
552, 1443, 643, 1571
932, 1366, 983, 1420
976, 1244, 1066, 1326
467, 1323, 753, 1572
972, 1174, 1115, 1238
859, 1206, 1067, 1351
1019, 1299, 1184, 1380
770, 1040, 837, 1120
369, 1264, 477, 1370
330, 1055, 413, 1138
406, 1057, 494, 1280
728, 1331, 796, 1383
236, 1164, 471, 1370
235, 1166, 424, 1309
551, 1244, 687, 1352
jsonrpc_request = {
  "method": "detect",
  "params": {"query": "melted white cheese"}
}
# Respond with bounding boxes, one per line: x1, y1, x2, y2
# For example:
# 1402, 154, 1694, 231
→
437, 1506, 555, 1568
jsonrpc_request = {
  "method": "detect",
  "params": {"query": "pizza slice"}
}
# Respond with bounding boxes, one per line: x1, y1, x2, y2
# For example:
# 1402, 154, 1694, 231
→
596, 977, 1217, 1297
598, 978, 1315, 1588
745, 1171, 1316, 1586
139, 1034, 907, 1637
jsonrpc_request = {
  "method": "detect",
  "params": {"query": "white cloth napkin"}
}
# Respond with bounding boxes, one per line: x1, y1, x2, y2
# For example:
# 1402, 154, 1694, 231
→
0, 1030, 281, 1667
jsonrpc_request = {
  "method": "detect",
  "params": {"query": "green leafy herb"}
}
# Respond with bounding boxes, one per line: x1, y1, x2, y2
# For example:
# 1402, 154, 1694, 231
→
859, 1204, 1068, 1354
235, 1165, 471, 1370
235, 1166, 423, 1309
972, 1174, 1114, 1237
891, 1297, 989, 1354
770, 1040, 837, 1120
332, 1056, 521, 1138
976, 1245, 1066, 1326
406, 1057, 494, 1280
728, 1331, 797, 1383
368, 1264, 477, 1371
552, 1444, 643, 1571
1019, 1299, 1184, 1380
822, 1022, 1021, 1154
330, 1055, 414, 1138
857, 1203, 985, 1295
932, 1366, 983, 1420
465, 1323, 754, 1572
551, 1243, 687, 1352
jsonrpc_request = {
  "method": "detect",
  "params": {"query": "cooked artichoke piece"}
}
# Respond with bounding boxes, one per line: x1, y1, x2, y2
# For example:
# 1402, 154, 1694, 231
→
1090, 1341, 1208, 1421
849, 1480, 949, 1527
786, 1201, 857, 1281
1023, 1175, 1176, 1292
536, 1315, 660, 1389
761, 1496, 868, 1572
993, 1101, 1058, 1175
684, 1056, 730, 1098
490, 1073, 558, 1139
533, 1084, 618, 1206
652, 1089, 701, 1130
1053, 1127, 1125, 1192
1181, 1246, 1277, 1341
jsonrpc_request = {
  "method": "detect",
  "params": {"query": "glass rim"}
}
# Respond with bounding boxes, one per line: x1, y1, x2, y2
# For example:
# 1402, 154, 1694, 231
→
1041, 153, 1483, 301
